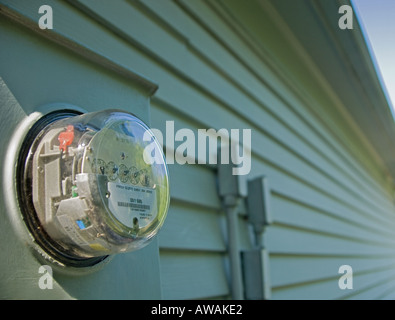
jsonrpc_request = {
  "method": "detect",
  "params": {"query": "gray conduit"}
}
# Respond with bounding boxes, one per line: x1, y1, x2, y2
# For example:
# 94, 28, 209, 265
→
223, 194, 244, 300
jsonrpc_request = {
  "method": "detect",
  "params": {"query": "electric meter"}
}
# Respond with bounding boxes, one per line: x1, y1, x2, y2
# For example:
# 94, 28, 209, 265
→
18, 110, 170, 267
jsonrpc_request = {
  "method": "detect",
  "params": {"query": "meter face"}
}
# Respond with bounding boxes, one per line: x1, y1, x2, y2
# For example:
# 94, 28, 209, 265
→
81, 118, 167, 233
20, 110, 170, 265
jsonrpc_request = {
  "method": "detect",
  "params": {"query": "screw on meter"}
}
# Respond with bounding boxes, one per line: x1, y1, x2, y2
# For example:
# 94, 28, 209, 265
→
18, 110, 170, 266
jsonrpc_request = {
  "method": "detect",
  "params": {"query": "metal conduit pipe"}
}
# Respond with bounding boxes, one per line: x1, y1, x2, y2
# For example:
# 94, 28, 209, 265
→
223, 194, 244, 300
217, 146, 246, 300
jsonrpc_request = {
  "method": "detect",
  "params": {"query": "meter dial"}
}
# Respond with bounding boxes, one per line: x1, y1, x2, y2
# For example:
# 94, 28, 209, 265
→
129, 166, 139, 185
91, 158, 106, 175
118, 164, 130, 183
105, 161, 118, 181
140, 169, 150, 187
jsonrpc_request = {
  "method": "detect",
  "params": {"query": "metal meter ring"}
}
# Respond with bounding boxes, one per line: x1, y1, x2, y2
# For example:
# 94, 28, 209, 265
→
16, 109, 170, 268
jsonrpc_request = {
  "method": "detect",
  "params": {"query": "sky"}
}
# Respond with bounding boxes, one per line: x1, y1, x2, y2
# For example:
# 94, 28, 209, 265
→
352, 0, 395, 114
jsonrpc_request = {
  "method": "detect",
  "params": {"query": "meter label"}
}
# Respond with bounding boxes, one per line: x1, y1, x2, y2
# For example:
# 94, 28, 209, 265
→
108, 182, 157, 228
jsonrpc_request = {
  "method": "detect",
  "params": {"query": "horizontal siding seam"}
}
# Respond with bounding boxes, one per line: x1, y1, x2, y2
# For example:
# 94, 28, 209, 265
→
271, 191, 395, 239
153, 95, 395, 225
271, 222, 395, 249
70, 0, 394, 211
339, 274, 395, 300
272, 263, 395, 294
0, 2, 158, 95
208, 0, 391, 196
145, 1, 394, 213
258, 0, 387, 178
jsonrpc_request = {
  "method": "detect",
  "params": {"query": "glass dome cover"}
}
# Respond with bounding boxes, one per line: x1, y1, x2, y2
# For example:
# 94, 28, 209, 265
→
20, 110, 169, 264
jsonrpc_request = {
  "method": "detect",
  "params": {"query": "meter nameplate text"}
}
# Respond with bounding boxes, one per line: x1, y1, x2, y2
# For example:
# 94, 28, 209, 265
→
107, 182, 157, 228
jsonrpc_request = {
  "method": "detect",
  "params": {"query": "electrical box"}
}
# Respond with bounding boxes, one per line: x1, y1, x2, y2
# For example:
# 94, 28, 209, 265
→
242, 249, 271, 300
17, 110, 170, 267
246, 176, 272, 232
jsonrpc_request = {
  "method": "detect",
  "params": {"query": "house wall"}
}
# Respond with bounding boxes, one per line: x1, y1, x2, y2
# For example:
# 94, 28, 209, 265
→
1, 0, 395, 300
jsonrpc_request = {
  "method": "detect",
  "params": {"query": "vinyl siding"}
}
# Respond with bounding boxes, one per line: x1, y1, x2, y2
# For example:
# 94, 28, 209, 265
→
1, 0, 395, 300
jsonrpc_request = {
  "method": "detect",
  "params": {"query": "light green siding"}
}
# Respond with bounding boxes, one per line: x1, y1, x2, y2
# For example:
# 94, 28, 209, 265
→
0, 0, 162, 299
1, 0, 395, 300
